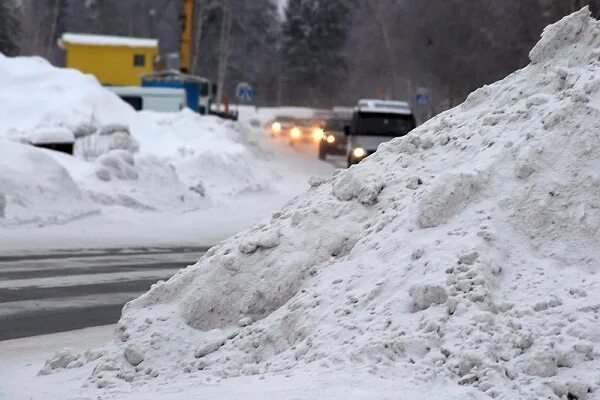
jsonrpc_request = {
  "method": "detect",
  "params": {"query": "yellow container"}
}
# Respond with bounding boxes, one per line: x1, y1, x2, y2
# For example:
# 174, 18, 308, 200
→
59, 33, 158, 86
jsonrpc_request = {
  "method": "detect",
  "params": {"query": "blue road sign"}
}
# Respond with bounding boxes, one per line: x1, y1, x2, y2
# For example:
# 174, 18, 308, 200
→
236, 82, 254, 102
415, 87, 431, 107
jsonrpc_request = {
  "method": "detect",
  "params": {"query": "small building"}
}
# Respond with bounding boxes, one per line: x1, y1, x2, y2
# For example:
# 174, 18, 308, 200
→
141, 70, 213, 114
107, 86, 186, 113
58, 33, 158, 86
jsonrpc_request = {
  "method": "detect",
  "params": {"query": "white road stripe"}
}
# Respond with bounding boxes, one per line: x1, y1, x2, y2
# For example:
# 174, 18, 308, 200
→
0, 253, 198, 273
0, 268, 180, 289
0, 292, 142, 318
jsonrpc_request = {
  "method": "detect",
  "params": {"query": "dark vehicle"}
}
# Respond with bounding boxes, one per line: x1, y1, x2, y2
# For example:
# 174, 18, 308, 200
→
346, 99, 417, 167
318, 107, 352, 160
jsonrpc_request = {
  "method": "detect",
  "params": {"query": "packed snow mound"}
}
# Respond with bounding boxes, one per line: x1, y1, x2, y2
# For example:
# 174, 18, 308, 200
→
0, 54, 135, 139
0, 140, 97, 226
52, 8, 600, 399
86, 150, 206, 211
132, 110, 274, 197
0, 53, 275, 222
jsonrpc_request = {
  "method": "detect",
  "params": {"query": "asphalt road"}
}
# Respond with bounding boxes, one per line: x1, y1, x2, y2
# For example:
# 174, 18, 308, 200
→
0, 246, 208, 340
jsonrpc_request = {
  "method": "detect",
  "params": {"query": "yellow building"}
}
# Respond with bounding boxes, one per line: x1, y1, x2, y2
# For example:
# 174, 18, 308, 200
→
59, 33, 158, 86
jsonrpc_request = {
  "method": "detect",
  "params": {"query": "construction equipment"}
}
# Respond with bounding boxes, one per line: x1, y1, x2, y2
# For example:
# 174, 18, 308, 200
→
180, 0, 194, 72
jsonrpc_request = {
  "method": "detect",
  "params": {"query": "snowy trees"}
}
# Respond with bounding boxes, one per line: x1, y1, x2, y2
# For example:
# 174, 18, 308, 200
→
10, 0, 600, 109
281, 0, 351, 107
0, 0, 20, 56
193, 0, 281, 104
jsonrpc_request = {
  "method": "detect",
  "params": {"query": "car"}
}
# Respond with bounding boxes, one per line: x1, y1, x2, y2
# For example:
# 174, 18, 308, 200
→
345, 99, 417, 167
287, 119, 324, 146
318, 107, 353, 160
269, 116, 298, 137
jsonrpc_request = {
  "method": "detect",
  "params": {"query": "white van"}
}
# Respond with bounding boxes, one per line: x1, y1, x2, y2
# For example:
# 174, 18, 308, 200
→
108, 87, 186, 113
345, 99, 416, 167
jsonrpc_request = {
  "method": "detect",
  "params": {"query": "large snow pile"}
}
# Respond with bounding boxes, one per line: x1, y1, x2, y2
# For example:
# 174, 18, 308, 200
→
0, 54, 134, 139
46, 9, 600, 399
0, 54, 276, 226
0, 140, 97, 225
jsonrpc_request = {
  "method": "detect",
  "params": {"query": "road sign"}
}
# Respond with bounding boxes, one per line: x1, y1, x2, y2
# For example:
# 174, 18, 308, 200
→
415, 87, 432, 107
236, 82, 254, 102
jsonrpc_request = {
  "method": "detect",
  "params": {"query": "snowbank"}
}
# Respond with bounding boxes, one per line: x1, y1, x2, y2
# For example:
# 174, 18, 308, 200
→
0, 54, 135, 140
0, 53, 277, 228
0, 140, 97, 226
131, 110, 274, 198
56, 8, 600, 399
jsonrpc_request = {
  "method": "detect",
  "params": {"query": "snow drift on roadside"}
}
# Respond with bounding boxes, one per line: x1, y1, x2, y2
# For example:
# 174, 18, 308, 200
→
131, 110, 274, 198
0, 140, 97, 226
45, 9, 600, 399
0, 54, 275, 222
0, 54, 135, 140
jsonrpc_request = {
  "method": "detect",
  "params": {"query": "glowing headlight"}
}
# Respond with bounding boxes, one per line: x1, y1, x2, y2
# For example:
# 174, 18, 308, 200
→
353, 147, 367, 159
312, 127, 324, 142
326, 135, 336, 144
290, 127, 302, 139
271, 122, 282, 133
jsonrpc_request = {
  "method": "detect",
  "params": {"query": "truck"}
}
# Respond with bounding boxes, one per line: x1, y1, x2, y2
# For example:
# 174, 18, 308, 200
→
345, 99, 417, 167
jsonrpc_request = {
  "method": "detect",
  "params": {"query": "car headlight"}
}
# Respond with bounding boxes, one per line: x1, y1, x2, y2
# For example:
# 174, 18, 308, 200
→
353, 147, 367, 159
271, 122, 282, 133
312, 127, 324, 142
290, 127, 302, 139
326, 135, 336, 144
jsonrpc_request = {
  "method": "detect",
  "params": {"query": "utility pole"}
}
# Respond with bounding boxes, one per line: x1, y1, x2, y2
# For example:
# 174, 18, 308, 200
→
368, 0, 398, 99
216, 0, 232, 109
180, 0, 194, 73
190, 1, 205, 75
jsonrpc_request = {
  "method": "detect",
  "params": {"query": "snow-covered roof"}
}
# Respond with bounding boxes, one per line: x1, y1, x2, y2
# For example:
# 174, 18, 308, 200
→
59, 33, 158, 49
356, 99, 412, 115
107, 86, 186, 97
28, 127, 75, 144
141, 70, 211, 83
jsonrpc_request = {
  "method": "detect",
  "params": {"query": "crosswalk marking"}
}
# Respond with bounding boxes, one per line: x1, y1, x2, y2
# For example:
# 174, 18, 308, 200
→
0, 268, 185, 290
0, 248, 205, 340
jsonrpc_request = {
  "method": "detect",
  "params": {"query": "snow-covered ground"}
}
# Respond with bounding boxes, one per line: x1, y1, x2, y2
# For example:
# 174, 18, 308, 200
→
0, 53, 334, 252
3, 8, 600, 400
0, 325, 473, 400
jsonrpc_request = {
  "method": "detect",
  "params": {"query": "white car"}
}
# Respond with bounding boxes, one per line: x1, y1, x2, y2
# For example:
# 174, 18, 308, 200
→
345, 99, 417, 167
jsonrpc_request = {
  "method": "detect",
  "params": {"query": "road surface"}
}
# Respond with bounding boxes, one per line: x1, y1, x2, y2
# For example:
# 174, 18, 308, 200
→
0, 247, 208, 340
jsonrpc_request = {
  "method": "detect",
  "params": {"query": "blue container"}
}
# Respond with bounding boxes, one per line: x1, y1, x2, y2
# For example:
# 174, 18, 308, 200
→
141, 71, 204, 112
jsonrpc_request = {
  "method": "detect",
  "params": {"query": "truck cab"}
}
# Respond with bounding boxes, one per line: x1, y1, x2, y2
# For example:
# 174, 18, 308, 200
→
345, 99, 416, 167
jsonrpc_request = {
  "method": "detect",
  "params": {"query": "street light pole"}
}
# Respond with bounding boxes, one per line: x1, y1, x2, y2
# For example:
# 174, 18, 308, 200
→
216, 0, 232, 110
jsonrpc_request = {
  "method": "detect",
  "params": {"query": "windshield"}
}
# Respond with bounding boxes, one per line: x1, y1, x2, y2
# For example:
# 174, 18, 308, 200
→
199, 82, 210, 96
325, 118, 348, 131
356, 112, 415, 136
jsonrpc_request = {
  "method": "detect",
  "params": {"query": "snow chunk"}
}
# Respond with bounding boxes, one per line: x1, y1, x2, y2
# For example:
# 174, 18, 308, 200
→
28, 127, 75, 144
417, 172, 482, 228
124, 345, 144, 366
409, 284, 448, 312
238, 229, 281, 254
523, 352, 558, 377
332, 170, 383, 205
95, 150, 138, 181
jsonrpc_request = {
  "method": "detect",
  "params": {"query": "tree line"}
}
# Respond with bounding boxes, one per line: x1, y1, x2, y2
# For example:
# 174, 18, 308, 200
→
1, 0, 598, 112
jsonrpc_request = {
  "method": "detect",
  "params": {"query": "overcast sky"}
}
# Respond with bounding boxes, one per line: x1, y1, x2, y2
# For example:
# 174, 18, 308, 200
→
277, 0, 288, 16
